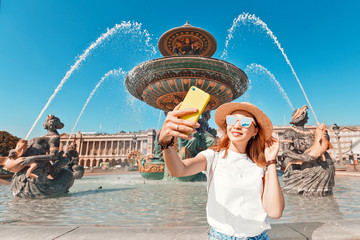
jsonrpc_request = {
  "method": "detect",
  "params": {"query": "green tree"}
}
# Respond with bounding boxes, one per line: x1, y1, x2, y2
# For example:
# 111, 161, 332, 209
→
0, 131, 20, 157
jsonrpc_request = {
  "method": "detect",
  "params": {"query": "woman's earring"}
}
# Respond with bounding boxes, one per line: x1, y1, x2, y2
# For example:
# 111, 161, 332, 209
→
251, 136, 255, 139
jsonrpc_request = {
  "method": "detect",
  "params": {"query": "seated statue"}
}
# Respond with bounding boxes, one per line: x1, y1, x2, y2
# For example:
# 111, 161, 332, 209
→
7, 115, 74, 198
282, 106, 335, 196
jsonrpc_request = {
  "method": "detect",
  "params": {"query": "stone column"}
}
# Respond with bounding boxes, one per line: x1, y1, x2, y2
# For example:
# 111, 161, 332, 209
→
79, 140, 84, 156
90, 142, 94, 156
86, 141, 89, 156
123, 140, 126, 155
92, 141, 96, 156
111, 141, 114, 155
101, 141, 104, 156
106, 141, 109, 155
94, 141, 97, 155
107, 141, 110, 155
97, 141, 101, 156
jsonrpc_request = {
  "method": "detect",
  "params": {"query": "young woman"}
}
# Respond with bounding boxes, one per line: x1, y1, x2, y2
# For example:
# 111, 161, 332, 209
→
158, 102, 284, 240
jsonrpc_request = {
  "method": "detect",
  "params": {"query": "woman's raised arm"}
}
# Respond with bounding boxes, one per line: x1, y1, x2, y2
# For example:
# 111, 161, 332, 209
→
262, 137, 285, 219
159, 103, 207, 177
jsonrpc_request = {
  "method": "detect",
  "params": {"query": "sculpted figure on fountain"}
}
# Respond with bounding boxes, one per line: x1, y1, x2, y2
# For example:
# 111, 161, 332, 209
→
282, 106, 335, 196
64, 142, 84, 179
5, 115, 74, 198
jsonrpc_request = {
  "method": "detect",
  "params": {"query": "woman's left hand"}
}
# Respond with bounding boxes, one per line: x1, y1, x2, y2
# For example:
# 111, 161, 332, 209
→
264, 137, 280, 162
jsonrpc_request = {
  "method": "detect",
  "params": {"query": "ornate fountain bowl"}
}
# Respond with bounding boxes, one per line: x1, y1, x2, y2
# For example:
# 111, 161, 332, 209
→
125, 56, 248, 112
158, 21, 217, 57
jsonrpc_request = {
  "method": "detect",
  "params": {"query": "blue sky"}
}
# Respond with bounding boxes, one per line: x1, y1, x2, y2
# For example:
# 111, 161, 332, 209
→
1, 0, 359, 139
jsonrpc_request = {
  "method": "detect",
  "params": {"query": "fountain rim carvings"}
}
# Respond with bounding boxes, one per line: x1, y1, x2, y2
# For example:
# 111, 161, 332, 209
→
125, 56, 248, 111
158, 21, 217, 57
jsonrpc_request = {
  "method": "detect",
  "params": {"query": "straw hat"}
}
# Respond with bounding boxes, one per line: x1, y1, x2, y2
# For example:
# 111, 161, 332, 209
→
214, 102, 273, 140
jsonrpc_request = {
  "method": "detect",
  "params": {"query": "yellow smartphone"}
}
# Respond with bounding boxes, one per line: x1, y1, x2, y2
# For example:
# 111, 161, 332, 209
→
179, 86, 210, 122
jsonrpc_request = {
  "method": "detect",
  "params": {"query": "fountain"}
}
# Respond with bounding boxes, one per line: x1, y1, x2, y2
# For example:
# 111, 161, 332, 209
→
125, 22, 249, 180
1, 18, 359, 236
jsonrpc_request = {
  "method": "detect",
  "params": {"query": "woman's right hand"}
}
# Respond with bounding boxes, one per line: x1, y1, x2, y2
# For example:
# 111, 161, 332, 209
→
159, 103, 200, 145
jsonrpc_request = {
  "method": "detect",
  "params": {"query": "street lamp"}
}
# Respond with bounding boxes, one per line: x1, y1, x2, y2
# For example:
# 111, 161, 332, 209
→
332, 123, 344, 166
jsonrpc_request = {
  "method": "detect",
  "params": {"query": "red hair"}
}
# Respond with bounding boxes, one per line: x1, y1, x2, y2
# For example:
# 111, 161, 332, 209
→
209, 118, 266, 167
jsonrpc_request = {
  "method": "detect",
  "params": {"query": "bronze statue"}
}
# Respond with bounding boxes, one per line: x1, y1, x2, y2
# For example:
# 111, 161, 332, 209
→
5, 115, 74, 198
177, 110, 217, 156
4, 140, 40, 179
282, 106, 335, 196
64, 142, 84, 179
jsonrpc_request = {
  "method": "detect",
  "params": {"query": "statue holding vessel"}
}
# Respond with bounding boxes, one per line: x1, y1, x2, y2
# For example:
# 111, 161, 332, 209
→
282, 105, 335, 196
4, 115, 75, 198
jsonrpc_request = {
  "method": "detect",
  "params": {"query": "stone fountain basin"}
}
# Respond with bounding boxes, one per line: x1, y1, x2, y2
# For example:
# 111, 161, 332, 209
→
125, 56, 249, 112
1, 174, 360, 227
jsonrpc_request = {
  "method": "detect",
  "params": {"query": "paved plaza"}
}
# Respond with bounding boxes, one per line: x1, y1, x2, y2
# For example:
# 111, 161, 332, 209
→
1, 219, 360, 239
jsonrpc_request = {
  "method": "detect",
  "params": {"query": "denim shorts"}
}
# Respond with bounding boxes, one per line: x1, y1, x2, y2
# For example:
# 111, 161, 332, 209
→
208, 226, 270, 240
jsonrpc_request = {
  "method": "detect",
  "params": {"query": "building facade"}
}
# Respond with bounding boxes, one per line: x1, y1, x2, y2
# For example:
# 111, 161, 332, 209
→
59, 129, 157, 168
59, 125, 360, 169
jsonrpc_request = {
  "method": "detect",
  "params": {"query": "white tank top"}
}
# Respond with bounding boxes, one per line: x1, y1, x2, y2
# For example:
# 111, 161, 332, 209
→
200, 149, 271, 238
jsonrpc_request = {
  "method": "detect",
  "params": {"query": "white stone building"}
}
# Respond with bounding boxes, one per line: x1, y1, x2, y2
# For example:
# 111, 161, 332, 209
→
59, 129, 157, 168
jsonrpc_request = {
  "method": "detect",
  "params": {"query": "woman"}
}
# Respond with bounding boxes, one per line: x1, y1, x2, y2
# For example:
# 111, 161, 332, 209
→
158, 102, 284, 239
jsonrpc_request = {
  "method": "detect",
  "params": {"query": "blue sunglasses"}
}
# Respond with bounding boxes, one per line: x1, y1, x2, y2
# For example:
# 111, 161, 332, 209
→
226, 115, 256, 128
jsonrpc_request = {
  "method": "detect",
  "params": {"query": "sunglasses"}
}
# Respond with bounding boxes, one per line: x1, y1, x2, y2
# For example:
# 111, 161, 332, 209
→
226, 115, 257, 128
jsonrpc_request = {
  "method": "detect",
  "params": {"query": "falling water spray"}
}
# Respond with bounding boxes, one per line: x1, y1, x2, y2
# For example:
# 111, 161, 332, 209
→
25, 21, 157, 140
65, 68, 126, 150
222, 13, 319, 125
245, 63, 294, 110
156, 110, 163, 130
